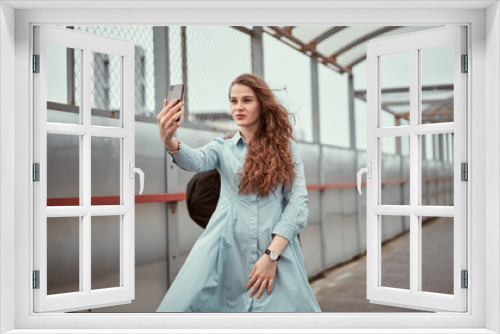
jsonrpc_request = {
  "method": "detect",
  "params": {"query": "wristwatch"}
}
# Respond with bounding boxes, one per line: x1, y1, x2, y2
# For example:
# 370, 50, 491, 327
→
265, 248, 281, 261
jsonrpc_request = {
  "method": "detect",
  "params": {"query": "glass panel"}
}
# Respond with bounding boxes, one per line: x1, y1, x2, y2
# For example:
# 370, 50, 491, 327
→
380, 136, 410, 205
91, 52, 121, 127
47, 133, 80, 206
91, 216, 121, 290
380, 215, 410, 290
421, 134, 453, 206
264, 33, 313, 142
91, 137, 121, 205
47, 44, 81, 124
420, 44, 454, 124
318, 64, 350, 147
47, 217, 80, 295
420, 216, 453, 294
380, 51, 410, 127
169, 26, 184, 88
187, 26, 251, 119
355, 99, 367, 151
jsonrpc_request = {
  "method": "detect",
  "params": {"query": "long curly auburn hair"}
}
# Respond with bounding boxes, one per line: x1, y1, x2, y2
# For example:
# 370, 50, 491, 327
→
229, 74, 296, 197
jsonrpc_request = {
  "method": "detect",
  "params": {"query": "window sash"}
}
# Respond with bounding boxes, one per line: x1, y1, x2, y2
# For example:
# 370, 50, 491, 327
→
365, 25, 467, 312
32, 25, 136, 313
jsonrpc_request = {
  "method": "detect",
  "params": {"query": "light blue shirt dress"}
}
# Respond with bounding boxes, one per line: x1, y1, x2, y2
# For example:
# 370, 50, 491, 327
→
156, 130, 322, 312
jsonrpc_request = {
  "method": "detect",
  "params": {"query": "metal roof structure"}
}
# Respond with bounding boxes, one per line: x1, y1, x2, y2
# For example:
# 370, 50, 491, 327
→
233, 26, 454, 124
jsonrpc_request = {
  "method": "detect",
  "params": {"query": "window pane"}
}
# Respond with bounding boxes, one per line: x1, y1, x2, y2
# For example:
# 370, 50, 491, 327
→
264, 33, 313, 142
47, 133, 80, 206
380, 51, 410, 127
318, 64, 350, 147
91, 137, 121, 205
186, 26, 251, 119
420, 44, 454, 124
421, 134, 454, 206
355, 99, 367, 150
380, 110, 395, 128
91, 216, 121, 290
47, 44, 81, 124
380, 136, 410, 205
47, 217, 80, 295
380, 215, 410, 290
400, 119, 410, 156
169, 26, 183, 87
91, 52, 121, 127
420, 216, 453, 294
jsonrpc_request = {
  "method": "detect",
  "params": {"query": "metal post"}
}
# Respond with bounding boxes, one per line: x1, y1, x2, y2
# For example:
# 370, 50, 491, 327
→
181, 26, 189, 123
348, 73, 363, 254
252, 26, 264, 77
445, 133, 453, 205
438, 133, 444, 205
421, 135, 429, 205
432, 134, 438, 205
153, 26, 180, 288
348, 74, 356, 151
66, 49, 75, 106
66, 26, 75, 107
395, 117, 406, 231
422, 134, 427, 160
310, 57, 326, 271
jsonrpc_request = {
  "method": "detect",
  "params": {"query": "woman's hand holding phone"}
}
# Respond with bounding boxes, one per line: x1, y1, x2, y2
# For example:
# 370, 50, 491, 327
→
157, 98, 185, 150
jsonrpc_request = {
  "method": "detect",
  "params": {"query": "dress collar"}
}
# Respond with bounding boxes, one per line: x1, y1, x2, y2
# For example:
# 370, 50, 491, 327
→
231, 130, 247, 147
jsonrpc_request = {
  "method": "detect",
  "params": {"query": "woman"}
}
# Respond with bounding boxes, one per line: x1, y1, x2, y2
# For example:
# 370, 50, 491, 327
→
155, 74, 321, 312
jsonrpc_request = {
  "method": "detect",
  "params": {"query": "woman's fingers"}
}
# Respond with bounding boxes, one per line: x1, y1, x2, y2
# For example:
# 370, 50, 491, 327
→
250, 278, 262, 297
256, 280, 268, 299
248, 276, 273, 298
246, 272, 257, 290
165, 109, 185, 130
163, 102, 184, 125
267, 279, 273, 295
176, 115, 184, 127
249, 266, 255, 278
159, 103, 184, 129
157, 99, 181, 120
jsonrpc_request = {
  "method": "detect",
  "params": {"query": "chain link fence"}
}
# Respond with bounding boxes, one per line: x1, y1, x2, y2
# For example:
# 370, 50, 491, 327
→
66, 26, 251, 131
72, 26, 156, 117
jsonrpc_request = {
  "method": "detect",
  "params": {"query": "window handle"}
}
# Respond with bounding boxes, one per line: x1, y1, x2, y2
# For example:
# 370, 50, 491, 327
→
129, 161, 145, 195
357, 162, 371, 195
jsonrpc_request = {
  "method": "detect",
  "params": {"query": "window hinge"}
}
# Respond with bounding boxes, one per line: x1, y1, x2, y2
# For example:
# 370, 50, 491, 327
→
461, 162, 468, 181
33, 163, 40, 182
461, 54, 468, 73
33, 54, 40, 73
461, 269, 468, 289
33, 270, 40, 289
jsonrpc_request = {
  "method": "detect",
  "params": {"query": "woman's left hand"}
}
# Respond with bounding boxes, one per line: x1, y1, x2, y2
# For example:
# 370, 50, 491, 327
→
246, 255, 277, 299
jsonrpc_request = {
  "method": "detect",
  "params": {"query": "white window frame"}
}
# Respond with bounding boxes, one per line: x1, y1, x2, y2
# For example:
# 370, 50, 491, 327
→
365, 26, 467, 312
1, 2, 499, 333
33, 25, 137, 313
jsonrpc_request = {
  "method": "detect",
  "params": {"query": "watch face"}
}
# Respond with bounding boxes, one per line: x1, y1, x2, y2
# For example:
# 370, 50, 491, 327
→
270, 251, 278, 260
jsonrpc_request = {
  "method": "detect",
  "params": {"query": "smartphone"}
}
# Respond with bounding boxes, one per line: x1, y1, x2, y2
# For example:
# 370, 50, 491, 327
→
166, 84, 185, 122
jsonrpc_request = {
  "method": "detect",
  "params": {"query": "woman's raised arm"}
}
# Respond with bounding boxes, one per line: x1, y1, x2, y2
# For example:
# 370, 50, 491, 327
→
157, 98, 222, 172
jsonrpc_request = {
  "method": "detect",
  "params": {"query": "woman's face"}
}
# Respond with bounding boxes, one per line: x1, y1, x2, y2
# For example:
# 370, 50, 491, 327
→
229, 83, 261, 131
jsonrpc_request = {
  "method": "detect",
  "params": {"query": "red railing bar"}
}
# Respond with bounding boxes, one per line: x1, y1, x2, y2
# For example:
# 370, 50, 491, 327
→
47, 193, 186, 206
47, 176, 453, 206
